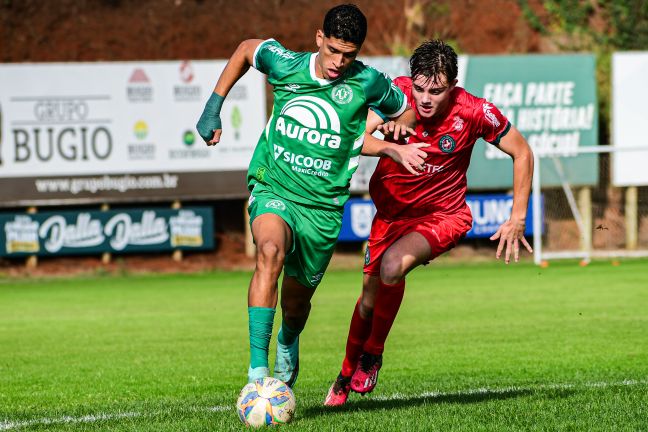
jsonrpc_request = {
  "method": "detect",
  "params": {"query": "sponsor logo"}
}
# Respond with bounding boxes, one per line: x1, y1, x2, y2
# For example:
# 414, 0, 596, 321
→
351, 203, 375, 238
169, 130, 209, 159
285, 83, 300, 92
275, 96, 341, 149
104, 211, 169, 251
310, 272, 324, 284
422, 163, 445, 175
331, 83, 353, 104
4, 215, 40, 253
364, 247, 370, 265
127, 68, 153, 102
179, 60, 194, 83
174, 61, 201, 102
134, 120, 148, 140
169, 210, 204, 247
11, 97, 113, 164
128, 120, 155, 160
452, 115, 464, 131
483, 103, 501, 127
265, 199, 286, 211
228, 86, 248, 100
273, 145, 332, 177
255, 167, 266, 182
183, 130, 195, 146
266, 44, 296, 59
231, 106, 242, 140
438, 134, 456, 153
129, 69, 150, 84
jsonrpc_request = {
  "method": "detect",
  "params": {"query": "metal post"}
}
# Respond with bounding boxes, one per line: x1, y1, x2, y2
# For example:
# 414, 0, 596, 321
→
625, 186, 638, 250
532, 151, 542, 265
577, 187, 592, 263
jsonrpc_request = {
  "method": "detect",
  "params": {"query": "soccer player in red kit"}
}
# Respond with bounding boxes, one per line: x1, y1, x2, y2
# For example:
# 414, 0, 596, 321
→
324, 40, 534, 406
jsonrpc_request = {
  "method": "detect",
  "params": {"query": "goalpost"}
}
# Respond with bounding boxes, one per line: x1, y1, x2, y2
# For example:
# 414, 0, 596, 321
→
532, 145, 648, 265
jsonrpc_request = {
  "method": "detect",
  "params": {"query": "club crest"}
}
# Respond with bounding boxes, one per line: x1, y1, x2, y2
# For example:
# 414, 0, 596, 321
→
438, 134, 456, 153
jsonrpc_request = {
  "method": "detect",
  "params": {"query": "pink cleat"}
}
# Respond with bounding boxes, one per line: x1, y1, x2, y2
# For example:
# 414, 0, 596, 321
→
324, 373, 352, 406
350, 352, 382, 394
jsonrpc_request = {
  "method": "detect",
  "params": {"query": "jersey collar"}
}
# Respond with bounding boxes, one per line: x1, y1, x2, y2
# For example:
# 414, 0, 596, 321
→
309, 53, 343, 86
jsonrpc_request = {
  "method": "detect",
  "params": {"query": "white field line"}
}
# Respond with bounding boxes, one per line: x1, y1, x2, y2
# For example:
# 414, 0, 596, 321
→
1, 379, 646, 430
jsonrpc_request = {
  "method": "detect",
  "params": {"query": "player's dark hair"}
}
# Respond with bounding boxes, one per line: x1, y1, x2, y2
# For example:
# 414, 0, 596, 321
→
323, 4, 367, 46
410, 40, 458, 84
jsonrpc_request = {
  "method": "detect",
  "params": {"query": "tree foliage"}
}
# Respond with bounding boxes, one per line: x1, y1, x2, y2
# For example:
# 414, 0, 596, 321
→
519, 0, 648, 142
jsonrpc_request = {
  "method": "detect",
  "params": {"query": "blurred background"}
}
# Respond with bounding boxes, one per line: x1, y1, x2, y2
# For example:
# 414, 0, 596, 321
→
1, 0, 647, 274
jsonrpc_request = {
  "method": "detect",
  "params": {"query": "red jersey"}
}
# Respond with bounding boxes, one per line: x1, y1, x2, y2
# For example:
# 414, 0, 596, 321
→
369, 76, 510, 220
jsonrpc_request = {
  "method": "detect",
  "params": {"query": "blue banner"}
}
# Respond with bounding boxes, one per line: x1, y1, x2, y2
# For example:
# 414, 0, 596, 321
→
465, 194, 536, 238
339, 195, 541, 241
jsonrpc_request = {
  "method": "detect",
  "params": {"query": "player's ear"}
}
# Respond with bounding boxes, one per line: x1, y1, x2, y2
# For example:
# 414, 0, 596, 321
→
316, 30, 324, 49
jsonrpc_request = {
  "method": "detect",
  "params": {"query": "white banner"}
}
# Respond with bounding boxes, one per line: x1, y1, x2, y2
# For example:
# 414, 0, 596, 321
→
612, 52, 648, 186
0, 60, 266, 177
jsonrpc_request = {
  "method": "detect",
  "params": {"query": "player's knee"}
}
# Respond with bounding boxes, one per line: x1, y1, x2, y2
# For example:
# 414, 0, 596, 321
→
358, 300, 373, 319
257, 240, 285, 267
380, 259, 404, 285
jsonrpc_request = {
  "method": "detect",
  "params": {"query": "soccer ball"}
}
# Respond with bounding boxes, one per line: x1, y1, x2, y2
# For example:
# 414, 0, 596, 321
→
236, 377, 296, 427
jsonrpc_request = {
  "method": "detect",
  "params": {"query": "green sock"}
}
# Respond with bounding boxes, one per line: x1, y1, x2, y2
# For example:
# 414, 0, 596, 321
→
277, 320, 301, 346
248, 307, 276, 369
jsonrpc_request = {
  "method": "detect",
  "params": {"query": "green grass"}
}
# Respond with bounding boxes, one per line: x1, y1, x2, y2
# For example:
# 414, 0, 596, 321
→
1, 259, 647, 431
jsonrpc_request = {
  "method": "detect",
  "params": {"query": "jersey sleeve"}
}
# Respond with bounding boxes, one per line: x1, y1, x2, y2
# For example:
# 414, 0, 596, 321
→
252, 39, 304, 80
364, 69, 408, 118
475, 99, 511, 145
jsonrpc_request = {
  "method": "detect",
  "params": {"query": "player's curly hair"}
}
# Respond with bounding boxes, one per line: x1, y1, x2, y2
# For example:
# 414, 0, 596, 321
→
410, 40, 458, 84
323, 4, 367, 46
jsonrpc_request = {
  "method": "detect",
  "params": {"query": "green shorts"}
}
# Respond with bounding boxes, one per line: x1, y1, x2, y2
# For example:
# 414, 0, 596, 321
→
248, 183, 343, 289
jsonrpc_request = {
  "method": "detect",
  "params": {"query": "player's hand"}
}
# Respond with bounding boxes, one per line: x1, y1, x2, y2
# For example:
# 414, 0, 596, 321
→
377, 121, 416, 142
196, 111, 223, 146
207, 129, 222, 145
490, 218, 533, 264
390, 142, 430, 176
196, 93, 225, 146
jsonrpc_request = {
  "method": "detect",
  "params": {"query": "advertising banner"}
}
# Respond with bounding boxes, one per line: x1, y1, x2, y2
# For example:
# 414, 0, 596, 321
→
463, 54, 599, 188
612, 52, 648, 186
0, 207, 213, 257
338, 194, 538, 242
0, 61, 266, 205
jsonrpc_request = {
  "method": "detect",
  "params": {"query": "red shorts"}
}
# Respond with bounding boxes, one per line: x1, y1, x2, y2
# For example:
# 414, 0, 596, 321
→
363, 206, 473, 276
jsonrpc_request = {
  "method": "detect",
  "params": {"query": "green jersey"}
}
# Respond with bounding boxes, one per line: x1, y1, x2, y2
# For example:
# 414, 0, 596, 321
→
247, 39, 407, 210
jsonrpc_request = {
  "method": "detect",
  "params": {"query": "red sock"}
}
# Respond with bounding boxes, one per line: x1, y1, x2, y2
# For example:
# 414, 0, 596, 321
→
341, 298, 372, 376
363, 279, 405, 355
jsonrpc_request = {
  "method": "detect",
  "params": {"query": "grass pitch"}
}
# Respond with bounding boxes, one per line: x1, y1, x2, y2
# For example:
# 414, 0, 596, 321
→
1, 259, 647, 431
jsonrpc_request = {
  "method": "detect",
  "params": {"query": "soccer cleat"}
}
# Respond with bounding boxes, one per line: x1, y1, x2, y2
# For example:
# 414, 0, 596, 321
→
247, 365, 270, 383
350, 352, 383, 394
324, 373, 352, 406
273, 336, 299, 387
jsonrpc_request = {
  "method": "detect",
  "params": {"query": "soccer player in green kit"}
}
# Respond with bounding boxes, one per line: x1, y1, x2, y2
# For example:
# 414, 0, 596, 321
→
196, 4, 425, 387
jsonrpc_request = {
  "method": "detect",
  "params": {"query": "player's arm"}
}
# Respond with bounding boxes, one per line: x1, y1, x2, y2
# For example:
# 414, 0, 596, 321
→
196, 39, 264, 145
361, 109, 428, 176
489, 125, 534, 263
377, 107, 417, 141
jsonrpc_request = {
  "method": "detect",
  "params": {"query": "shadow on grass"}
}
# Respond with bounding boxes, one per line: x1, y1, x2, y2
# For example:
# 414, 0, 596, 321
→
303, 386, 576, 418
